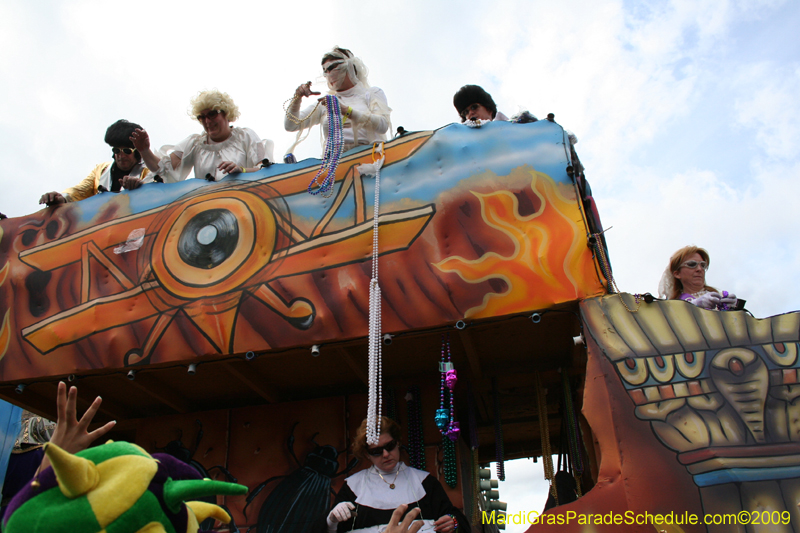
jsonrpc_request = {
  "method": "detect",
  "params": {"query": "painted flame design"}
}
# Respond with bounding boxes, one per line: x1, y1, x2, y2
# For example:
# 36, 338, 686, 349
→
435, 169, 604, 318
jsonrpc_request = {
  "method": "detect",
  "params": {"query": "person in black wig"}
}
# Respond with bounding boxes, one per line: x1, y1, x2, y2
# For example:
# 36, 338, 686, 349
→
453, 85, 508, 123
39, 119, 154, 206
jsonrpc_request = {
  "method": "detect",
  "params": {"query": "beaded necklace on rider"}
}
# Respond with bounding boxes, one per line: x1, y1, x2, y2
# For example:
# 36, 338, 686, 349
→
435, 334, 460, 487
364, 143, 385, 445
307, 95, 344, 198
283, 93, 322, 126
406, 385, 426, 470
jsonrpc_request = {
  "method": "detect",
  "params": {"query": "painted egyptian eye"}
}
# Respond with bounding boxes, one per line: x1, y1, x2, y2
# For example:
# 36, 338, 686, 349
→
616, 357, 648, 386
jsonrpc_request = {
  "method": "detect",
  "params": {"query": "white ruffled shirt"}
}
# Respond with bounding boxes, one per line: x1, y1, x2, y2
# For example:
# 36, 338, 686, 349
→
157, 127, 274, 182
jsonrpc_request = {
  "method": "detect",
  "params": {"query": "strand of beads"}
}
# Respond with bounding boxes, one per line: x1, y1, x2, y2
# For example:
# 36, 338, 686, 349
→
365, 143, 385, 446
307, 95, 344, 198
283, 94, 322, 126
435, 334, 459, 440
405, 385, 425, 470
435, 334, 459, 487
443, 438, 457, 488
444, 335, 460, 442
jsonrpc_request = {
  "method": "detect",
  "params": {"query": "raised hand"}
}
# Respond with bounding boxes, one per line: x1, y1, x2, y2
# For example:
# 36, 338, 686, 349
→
130, 128, 151, 152
295, 81, 320, 99
39, 191, 66, 206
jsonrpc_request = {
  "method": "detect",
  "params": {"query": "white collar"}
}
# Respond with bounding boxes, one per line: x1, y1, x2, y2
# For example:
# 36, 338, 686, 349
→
346, 462, 428, 509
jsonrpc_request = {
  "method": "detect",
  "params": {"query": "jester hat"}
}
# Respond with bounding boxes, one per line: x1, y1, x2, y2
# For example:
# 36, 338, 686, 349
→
2, 440, 247, 533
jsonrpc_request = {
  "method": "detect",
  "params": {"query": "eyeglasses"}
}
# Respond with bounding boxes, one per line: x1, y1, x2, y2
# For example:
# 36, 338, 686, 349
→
323, 61, 344, 75
112, 147, 136, 155
366, 439, 398, 456
680, 260, 708, 271
460, 103, 483, 120
196, 109, 223, 122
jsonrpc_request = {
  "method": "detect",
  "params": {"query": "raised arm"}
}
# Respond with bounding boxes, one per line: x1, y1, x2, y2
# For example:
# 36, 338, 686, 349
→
284, 82, 322, 133
38, 381, 116, 473
131, 128, 185, 182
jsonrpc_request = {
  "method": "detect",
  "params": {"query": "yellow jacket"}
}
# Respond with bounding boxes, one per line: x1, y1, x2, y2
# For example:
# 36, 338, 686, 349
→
63, 161, 152, 202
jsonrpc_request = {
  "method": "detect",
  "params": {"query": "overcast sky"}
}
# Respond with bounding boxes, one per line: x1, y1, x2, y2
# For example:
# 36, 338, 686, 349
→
1, 1, 799, 530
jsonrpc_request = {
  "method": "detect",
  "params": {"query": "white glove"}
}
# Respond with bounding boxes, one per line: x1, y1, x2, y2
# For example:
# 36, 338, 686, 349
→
689, 292, 721, 310
719, 291, 737, 305
327, 502, 356, 529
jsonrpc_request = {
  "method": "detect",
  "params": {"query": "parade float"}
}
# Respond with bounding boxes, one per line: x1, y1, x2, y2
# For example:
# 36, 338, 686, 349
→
1, 118, 796, 532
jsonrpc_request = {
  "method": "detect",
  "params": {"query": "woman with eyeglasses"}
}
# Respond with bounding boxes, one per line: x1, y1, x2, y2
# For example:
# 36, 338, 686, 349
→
284, 47, 391, 156
39, 120, 154, 205
325, 417, 467, 533
658, 245, 738, 310
132, 89, 273, 182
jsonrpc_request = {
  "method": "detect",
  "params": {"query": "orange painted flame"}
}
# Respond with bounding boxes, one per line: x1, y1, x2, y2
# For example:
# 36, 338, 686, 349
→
0, 261, 7, 288
435, 169, 605, 318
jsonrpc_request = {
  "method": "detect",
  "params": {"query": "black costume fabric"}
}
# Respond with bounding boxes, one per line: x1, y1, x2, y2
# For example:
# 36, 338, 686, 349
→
108, 162, 128, 192
332, 475, 469, 532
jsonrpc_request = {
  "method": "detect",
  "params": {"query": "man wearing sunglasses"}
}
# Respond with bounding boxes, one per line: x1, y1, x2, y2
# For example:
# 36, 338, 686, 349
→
40, 120, 154, 206
453, 85, 508, 123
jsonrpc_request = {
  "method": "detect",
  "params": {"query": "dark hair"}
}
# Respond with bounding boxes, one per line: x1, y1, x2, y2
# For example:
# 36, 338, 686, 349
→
352, 417, 402, 461
321, 47, 353, 64
105, 119, 142, 162
453, 85, 497, 122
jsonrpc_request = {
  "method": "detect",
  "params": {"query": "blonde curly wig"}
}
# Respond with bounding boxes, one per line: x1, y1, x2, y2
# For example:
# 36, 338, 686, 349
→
189, 89, 240, 123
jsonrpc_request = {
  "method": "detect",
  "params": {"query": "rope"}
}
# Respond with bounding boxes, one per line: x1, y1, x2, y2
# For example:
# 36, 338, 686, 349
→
492, 377, 505, 481
535, 372, 556, 503
591, 232, 643, 313
561, 370, 583, 497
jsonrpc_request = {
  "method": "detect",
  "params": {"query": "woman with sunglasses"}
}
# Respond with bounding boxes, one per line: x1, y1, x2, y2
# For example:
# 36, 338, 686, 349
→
284, 47, 391, 156
658, 245, 738, 310
326, 417, 467, 533
39, 120, 153, 205
132, 89, 273, 182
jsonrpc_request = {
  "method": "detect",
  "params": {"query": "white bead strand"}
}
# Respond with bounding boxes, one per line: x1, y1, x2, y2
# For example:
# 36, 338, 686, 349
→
363, 144, 385, 445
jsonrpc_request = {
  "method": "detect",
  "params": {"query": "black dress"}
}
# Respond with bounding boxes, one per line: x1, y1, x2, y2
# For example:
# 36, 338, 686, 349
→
331, 465, 469, 532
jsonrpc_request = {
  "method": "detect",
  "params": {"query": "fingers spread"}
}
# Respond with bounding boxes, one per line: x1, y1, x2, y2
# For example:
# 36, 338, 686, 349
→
56, 381, 68, 421
65, 386, 78, 423
88, 420, 117, 442
78, 396, 102, 429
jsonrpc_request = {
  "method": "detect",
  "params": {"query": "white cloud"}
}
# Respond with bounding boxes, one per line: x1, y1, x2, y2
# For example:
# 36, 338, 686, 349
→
734, 64, 800, 160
